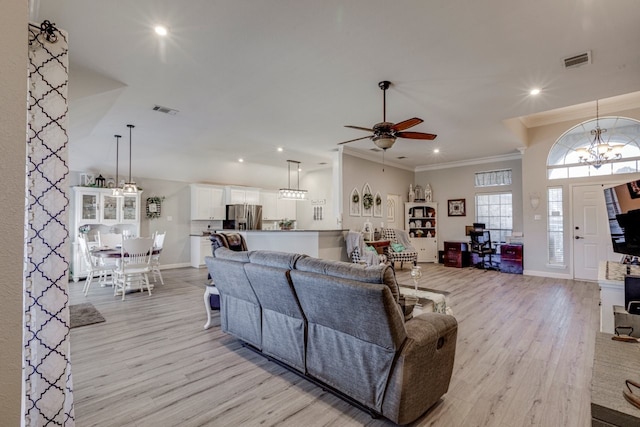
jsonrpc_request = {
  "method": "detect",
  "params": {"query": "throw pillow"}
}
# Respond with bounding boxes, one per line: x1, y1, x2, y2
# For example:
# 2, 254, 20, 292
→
391, 243, 405, 252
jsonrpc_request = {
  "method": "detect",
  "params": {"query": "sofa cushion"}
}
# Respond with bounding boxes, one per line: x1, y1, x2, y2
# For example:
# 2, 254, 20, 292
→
214, 247, 250, 262
248, 250, 305, 269
294, 256, 400, 301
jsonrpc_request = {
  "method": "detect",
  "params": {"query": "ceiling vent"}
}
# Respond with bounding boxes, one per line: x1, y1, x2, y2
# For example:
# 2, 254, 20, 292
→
152, 105, 179, 115
563, 51, 591, 69
396, 156, 407, 159
370, 148, 382, 152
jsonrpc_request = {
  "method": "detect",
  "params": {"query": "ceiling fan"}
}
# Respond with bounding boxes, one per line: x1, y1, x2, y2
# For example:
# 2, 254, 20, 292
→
339, 81, 437, 150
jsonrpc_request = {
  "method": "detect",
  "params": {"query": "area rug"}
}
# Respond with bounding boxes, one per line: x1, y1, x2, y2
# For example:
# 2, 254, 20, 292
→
69, 302, 106, 328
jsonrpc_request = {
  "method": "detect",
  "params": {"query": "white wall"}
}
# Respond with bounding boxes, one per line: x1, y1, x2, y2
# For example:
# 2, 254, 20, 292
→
522, 106, 640, 277
0, 1, 27, 423
416, 158, 523, 251
341, 154, 414, 232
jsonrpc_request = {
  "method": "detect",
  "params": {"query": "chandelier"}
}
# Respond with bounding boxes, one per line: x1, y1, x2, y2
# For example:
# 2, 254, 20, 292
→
278, 160, 307, 200
576, 101, 623, 169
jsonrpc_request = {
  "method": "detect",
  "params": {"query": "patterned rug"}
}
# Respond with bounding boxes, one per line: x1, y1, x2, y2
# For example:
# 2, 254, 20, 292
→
69, 302, 106, 328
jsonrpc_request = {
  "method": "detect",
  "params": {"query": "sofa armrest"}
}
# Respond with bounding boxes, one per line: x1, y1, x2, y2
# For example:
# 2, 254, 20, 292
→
382, 313, 458, 425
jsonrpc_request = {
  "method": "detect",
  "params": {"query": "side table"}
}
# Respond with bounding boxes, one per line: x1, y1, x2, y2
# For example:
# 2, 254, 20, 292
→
364, 239, 390, 255
203, 284, 220, 330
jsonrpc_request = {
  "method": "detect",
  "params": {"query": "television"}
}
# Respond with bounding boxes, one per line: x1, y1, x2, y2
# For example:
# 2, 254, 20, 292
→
604, 179, 640, 258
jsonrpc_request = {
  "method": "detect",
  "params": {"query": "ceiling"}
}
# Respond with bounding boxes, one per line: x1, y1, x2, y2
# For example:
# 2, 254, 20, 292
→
34, 0, 640, 182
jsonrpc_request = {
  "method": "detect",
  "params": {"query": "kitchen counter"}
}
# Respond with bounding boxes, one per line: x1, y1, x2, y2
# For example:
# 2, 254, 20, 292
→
196, 229, 348, 262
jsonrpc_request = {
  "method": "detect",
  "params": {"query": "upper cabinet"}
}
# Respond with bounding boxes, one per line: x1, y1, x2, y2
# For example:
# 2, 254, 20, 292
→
260, 190, 297, 221
73, 187, 141, 227
225, 186, 260, 205
260, 191, 278, 220
190, 184, 226, 220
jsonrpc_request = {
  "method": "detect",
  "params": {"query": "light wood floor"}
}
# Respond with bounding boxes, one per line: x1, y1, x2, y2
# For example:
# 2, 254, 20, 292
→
69, 263, 599, 426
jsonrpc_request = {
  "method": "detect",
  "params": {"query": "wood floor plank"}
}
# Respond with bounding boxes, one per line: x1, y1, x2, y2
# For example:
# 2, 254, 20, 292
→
69, 263, 599, 426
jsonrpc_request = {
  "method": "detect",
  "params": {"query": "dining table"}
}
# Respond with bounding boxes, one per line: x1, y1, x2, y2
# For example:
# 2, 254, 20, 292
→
90, 247, 161, 293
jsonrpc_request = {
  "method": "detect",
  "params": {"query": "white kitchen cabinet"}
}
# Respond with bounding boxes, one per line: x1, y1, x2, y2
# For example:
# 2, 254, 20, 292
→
260, 191, 278, 220
277, 198, 296, 221
260, 191, 296, 221
190, 235, 212, 268
225, 186, 260, 205
190, 184, 225, 220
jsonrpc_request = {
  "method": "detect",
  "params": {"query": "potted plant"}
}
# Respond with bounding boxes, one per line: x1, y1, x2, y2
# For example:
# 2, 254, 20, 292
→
279, 219, 294, 230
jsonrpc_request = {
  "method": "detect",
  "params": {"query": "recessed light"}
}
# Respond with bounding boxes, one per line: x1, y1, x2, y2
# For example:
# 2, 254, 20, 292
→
530, 88, 541, 96
277, 147, 283, 152
238, 158, 244, 163
433, 148, 440, 154
154, 25, 168, 36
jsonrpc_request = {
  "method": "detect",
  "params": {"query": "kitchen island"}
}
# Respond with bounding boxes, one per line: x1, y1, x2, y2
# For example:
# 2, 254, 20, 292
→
240, 229, 348, 261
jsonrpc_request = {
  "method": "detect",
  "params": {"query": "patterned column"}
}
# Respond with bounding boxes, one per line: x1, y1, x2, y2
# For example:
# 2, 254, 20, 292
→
24, 23, 74, 426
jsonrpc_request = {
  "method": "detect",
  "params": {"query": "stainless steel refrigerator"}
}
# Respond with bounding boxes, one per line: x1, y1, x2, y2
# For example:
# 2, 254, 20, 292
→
224, 204, 263, 230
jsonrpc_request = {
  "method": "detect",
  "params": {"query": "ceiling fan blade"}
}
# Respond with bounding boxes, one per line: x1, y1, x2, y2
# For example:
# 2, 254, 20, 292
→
338, 135, 372, 145
392, 117, 423, 131
395, 131, 437, 140
344, 125, 374, 132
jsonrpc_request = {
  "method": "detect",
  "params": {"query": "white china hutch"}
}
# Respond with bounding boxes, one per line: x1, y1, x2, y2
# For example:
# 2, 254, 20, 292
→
405, 202, 438, 263
70, 186, 141, 281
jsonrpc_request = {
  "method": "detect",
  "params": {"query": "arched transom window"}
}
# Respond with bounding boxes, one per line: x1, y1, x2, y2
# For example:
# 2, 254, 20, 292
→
547, 116, 640, 179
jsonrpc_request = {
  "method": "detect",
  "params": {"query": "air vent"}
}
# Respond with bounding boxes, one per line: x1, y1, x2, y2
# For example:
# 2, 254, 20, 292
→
396, 156, 407, 159
563, 51, 591, 69
152, 105, 179, 115
370, 148, 382, 152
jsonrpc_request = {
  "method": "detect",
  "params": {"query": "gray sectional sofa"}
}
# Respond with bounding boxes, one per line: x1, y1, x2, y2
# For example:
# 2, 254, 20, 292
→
205, 248, 457, 425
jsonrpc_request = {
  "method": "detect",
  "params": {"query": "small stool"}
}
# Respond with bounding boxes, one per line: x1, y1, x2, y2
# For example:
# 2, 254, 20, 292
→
203, 284, 220, 330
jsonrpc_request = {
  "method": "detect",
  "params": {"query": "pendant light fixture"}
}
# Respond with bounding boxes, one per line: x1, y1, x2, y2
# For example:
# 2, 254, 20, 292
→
278, 160, 308, 200
122, 124, 138, 194
111, 134, 124, 197
576, 100, 624, 169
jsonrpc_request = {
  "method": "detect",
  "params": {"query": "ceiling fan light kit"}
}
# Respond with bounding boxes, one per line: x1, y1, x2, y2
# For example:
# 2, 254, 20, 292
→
339, 80, 437, 150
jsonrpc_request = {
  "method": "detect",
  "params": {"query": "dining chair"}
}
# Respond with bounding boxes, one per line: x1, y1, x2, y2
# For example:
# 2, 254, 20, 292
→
79, 234, 115, 296
113, 236, 154, 300
98, 231, 122, 248
151, 231, 166, 285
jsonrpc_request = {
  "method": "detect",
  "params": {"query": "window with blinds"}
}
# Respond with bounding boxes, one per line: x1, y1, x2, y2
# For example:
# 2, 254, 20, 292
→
547, 187, 564, 265
475, 169, 512, 187
475, 192, 513, 243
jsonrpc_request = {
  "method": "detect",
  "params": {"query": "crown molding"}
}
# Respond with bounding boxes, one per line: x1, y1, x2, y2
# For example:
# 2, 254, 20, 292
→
415, 152, 522, 172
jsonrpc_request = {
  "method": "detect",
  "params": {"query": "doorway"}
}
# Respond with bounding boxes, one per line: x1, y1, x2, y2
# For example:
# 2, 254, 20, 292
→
571, 183, 619, 281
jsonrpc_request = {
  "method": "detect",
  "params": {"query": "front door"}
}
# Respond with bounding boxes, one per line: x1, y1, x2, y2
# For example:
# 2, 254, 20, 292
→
572, 184, 618, 280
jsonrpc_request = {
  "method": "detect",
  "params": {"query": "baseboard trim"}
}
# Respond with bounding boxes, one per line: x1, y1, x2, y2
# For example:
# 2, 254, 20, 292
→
523, 269, 572, 280
158, 262, 191, 270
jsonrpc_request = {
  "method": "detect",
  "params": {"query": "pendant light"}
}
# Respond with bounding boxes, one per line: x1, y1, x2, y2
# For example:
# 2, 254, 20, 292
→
111, 134, 123, 197
278, 160, 307, 200
122, 124, 138, 194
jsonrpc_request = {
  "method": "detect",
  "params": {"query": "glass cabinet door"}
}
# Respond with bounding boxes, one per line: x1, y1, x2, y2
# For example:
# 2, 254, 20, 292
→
80, 193, 98, 222
122, 195, 138, 222
101, 194, 119, 222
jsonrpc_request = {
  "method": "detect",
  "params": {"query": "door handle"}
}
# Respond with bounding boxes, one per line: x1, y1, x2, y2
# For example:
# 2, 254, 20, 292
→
575, 236, 584, 239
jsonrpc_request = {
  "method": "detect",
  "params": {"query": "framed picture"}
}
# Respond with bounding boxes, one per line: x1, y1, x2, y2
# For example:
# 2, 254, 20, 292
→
628, 180, 640, 199
448, 199, 466, 216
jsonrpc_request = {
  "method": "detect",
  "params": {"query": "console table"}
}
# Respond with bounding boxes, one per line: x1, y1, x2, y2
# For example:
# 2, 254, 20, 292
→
592, 332, 640, 426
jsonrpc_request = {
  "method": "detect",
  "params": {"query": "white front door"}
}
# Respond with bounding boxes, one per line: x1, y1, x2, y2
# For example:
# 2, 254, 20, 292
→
572, 184, 618, 280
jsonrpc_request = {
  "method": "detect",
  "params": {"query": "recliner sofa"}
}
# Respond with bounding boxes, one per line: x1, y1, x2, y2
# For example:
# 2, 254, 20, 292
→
205, 248, 457, 425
